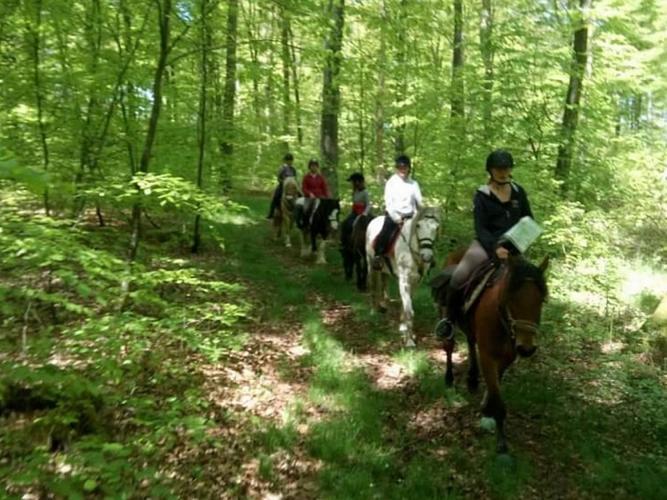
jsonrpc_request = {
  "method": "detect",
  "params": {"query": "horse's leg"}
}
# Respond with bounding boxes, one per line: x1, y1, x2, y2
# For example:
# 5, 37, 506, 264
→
300, 230, 309, 258
397, 270, 415, 347
379, 272, 388, 313
283, 217, 292, 248
342, 248, 353, 281
466, 334, 479, 393
443, 336, 455, 387
356, 250, 368, 292
316, 238, 326, 264
479, 351, 508, 454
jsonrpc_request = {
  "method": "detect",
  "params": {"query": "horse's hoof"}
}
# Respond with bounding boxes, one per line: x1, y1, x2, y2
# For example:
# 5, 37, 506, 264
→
479, 417, 496, 432
405, 338, 416, 348
495, 452, 513, 466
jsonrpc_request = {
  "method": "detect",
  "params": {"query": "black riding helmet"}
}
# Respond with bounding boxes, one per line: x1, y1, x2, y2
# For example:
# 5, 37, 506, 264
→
485, 149, 514, 172
346, 172, 364, 183
308, 158, 319, 167
284, 153, 294, 162
395, 154, 411, 169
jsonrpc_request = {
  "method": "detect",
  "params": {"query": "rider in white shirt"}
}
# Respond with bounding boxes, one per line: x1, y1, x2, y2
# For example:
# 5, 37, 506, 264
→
373, 155, 422, 268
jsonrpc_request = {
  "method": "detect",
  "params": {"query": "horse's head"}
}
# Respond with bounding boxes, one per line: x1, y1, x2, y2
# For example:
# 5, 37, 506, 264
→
502, 256, 549, 357
413, 206, 441, 266
282, 177, 300, 211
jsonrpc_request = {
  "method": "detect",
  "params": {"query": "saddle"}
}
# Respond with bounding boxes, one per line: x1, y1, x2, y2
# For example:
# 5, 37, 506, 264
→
430, 260, 501, 315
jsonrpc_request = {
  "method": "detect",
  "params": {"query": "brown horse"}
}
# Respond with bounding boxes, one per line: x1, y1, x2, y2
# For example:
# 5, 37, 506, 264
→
273, 177, 301, 247
435, 252, 549, 454
340, 214, 372, 291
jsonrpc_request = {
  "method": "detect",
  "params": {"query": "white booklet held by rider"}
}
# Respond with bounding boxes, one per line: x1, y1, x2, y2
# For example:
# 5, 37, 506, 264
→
499, 216, 543, 254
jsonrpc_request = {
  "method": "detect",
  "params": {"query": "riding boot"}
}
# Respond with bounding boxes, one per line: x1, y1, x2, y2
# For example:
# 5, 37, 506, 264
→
434, 284, 462, 340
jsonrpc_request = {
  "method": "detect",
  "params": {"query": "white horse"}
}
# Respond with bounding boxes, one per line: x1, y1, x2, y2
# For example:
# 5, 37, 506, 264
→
365, 207, 441, 347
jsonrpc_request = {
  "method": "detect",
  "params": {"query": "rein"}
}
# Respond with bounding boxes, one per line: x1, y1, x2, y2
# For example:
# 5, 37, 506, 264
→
498, 275, 541, 341
401, 212, 439, 276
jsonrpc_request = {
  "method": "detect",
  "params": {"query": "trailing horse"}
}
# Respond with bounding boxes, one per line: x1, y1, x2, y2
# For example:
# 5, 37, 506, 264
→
299, 198, 340, 264
433, 253, 549, 454
366, 207, 441, 347
273, 176, 300, 247
340, 214, 372, 292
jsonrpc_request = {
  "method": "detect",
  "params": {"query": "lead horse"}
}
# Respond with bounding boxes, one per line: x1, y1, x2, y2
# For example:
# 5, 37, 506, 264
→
366, 207, 441, 347
435, 253, 549, 454
273, 177, 301, 247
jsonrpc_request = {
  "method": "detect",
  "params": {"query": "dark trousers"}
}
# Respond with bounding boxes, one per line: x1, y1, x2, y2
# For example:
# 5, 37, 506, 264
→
268, 183, 283, 217
374, 213, 400, 256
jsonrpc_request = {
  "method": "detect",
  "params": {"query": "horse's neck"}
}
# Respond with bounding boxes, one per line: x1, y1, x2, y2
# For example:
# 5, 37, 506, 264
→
396, 216, 417, 253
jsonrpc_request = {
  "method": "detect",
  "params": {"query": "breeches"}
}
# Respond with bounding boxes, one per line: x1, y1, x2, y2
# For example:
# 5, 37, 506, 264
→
450, 240, 489, 289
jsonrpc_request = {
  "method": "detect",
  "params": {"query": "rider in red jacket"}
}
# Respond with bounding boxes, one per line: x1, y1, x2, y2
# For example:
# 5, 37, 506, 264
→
297, 159, 330, 228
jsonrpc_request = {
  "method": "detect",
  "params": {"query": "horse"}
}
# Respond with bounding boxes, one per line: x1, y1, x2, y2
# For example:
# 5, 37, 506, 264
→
299, 198, 340, 264
273, 176, 301, 247
365, 207, 441, 347
340, 214, 372, 292
434, 253, 549, 454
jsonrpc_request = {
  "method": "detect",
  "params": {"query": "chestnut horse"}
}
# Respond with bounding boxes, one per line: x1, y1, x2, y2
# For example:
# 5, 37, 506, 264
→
435, 252, 548, 454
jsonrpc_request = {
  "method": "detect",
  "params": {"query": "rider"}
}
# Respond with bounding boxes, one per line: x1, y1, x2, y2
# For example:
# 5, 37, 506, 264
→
341, 172, 371, 248
373, 154, 423, 269
297, 158, 330, 228
267, 153, 297, 219
434, 149, 534, 340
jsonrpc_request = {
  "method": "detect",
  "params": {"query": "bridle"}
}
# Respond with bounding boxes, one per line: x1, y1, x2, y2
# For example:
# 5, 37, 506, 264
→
498, 277, 542, 342
499, 306, 540, 342
401, 212, 440, 275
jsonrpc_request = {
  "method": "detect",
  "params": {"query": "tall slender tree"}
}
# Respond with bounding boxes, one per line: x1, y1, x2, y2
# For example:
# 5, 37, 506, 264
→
220, 0, 238, 192
320, 0, 345, 197
555, 0, 592, 193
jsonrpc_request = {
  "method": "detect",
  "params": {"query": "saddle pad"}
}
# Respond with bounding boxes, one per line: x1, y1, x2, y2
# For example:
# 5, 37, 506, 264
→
463, 267, 495, 313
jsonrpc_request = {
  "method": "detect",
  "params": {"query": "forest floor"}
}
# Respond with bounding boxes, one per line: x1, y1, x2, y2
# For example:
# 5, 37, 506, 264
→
1, 192, 666, 499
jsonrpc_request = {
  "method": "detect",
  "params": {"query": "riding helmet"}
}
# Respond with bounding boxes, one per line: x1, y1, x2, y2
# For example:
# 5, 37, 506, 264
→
395, 154, 411, 168
485, 149, 514, 172
284, 153, 294, 162
308, 158, 320, 167
346, 172, 365, 183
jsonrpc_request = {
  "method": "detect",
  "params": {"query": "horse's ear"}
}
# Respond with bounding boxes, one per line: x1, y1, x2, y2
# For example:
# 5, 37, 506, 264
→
538, 255, 550, 273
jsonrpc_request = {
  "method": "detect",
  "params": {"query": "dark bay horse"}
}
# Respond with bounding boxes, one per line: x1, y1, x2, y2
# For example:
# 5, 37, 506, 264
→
435, 253, 549, 454
340, 214, 372, 291
299, 198, 340, 264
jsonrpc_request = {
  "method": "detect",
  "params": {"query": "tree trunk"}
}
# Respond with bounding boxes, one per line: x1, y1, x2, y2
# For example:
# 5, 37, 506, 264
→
320, 0, 345, 198
27, 0, 50, 215
288, 23, 303, 146
193, 0, 210, 254
555, 0, 591, 193
451, 0, 465, 122
395, 0, 408, 154
128, 0, 172, 263
374, 0, 387, 183
219, 0, 238, 193
479, 0, 494, 147
280, 6, 291, 149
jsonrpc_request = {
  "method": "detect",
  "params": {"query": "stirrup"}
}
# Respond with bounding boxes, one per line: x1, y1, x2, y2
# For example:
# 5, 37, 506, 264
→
434, 318, 454, 341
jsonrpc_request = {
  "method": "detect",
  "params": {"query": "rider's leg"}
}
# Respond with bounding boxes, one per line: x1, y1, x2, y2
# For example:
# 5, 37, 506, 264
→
373, 214, 398, 269
435, 240, 489, 340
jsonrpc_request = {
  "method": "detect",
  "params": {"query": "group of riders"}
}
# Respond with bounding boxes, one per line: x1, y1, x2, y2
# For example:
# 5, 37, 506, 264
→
267, 149, 534, 341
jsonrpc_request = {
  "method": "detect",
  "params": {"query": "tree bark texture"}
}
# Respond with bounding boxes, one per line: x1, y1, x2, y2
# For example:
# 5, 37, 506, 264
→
479, 0, 494, 146
320, 0, 345, 198
555, 0, 591, 192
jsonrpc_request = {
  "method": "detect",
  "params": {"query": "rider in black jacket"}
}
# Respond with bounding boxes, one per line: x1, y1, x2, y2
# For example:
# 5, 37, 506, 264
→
435, 149, 534, 340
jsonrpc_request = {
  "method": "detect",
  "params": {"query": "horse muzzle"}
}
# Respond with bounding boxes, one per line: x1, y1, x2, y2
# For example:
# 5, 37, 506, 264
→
420, 250, 435, 264
516, 345, 537, 358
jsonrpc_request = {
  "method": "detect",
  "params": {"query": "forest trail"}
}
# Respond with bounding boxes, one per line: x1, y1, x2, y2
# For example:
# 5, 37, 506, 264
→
192, 195, 665, 499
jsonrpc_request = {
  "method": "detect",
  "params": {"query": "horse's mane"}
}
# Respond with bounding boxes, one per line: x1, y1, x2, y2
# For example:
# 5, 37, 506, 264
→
507, 258, 548, 298
283, 176, 300, 197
